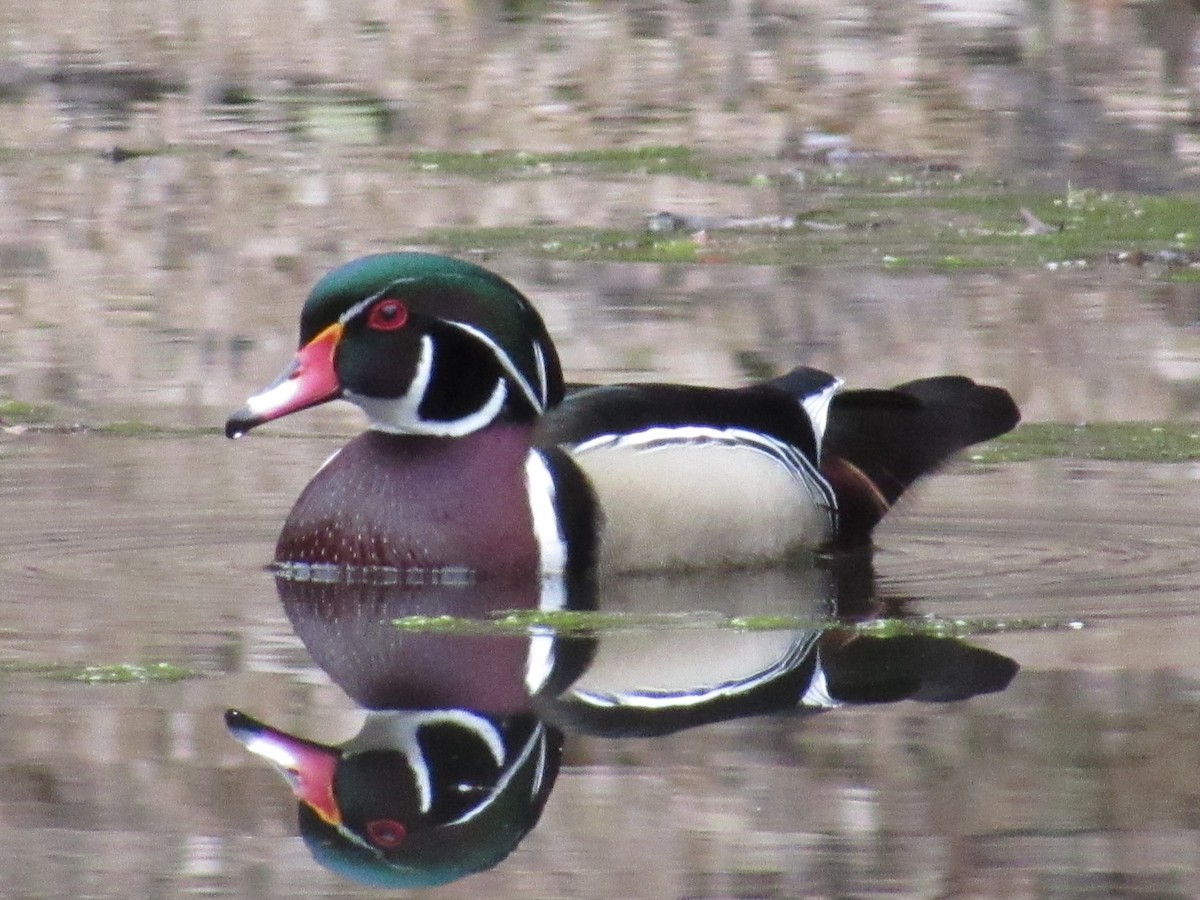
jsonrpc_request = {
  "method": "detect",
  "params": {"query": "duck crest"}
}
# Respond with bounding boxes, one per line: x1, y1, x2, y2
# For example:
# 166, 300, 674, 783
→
302, 252, 562, 429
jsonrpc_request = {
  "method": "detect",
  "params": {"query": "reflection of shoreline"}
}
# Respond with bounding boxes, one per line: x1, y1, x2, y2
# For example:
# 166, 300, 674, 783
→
4, 5, 1200, 425
7, 255, 1197, 424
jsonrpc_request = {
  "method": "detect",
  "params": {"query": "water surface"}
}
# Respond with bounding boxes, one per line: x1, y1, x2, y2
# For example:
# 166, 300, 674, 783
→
4, 1, 1200, 896
4, 434, 1200, 896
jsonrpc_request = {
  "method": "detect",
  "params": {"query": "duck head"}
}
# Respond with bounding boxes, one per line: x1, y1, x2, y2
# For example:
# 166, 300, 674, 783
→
226, 253, 564, 438
226, 708, 561, 888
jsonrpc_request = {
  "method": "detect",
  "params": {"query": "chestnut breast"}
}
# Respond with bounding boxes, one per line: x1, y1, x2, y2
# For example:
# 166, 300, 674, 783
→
276, 426, 540, 580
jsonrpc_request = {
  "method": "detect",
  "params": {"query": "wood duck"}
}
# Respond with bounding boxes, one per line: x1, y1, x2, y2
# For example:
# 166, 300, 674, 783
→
226, 252, 1019, 580
274, 563, 1018, 741
226, 708, 559, 888
230, 567, 1013, 885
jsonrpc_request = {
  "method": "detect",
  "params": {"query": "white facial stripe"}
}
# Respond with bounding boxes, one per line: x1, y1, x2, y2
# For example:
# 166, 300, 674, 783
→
345, 333, 508, 436
447, 724, 546, 826
343, 331, 431, 427
343, 710, 506, 817
524, 451, 567, 576
445, 319, 545, 413
338, 293, 377, 326
349, 379, 506, 436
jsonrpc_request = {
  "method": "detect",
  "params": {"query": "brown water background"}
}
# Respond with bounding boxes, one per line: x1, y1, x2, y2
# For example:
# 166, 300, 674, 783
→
4, 2, 1200, 898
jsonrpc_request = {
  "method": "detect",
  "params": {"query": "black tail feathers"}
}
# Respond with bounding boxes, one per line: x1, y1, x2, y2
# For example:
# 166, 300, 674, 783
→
821, 376, 1019, 548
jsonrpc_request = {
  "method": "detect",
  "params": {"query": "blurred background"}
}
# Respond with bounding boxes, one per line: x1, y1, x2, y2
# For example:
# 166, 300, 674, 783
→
2, 0, 1200, 424
4, 2, 1200, 898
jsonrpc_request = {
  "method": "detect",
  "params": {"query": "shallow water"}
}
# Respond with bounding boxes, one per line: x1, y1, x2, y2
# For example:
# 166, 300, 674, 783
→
4, 434, 1200, 897
4, 1, 1200, 896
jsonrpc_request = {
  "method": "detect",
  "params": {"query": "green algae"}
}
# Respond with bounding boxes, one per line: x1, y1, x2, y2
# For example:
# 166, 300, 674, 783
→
92, 422, 223, 438
411, 180, 1200, 271
973, 422, 1200, 463
0, 399, 55, 424
0, 660, 199, 684
848, 616, 1084, 639
409, 146, 713, 179
393, 610, 734, 636
394, 609, 1080, 638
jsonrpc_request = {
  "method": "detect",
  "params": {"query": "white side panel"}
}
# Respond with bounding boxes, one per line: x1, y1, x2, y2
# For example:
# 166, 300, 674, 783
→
572, 428, 834, 573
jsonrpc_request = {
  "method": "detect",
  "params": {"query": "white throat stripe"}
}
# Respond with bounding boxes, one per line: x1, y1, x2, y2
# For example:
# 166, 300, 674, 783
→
347, 333, 508, 436
446, 320, 545, 413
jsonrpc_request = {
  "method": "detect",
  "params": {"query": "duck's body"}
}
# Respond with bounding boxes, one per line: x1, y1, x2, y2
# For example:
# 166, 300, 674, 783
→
537, 374, 839, 573
228, 252, 1019, 580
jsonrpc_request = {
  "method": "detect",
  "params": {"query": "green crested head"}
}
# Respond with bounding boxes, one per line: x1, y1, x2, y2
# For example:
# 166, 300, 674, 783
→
227, 252, 565, 438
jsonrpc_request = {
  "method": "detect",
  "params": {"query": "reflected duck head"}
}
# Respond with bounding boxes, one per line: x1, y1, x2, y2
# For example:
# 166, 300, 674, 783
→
226, 707, 561, 888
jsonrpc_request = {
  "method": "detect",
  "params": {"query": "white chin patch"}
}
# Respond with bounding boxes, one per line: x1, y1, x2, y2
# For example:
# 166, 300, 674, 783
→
349, 378, 507, 437
345, 333, 508, 436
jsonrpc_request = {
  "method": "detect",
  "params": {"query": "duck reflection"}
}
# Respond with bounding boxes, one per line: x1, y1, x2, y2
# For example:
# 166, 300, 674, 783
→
227, 558, 1016, 888
225, 707, 558, 889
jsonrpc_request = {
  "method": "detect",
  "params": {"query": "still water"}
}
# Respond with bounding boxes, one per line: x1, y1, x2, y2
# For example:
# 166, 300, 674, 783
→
4, 436, 1200, 897
4, 1, 1200, 897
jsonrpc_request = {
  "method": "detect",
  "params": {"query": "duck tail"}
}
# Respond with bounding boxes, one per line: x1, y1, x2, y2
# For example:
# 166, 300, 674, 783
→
820, 376, 1020, 550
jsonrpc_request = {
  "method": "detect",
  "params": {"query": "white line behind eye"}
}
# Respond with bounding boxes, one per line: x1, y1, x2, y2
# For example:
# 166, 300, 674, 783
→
338, 294, 377, 326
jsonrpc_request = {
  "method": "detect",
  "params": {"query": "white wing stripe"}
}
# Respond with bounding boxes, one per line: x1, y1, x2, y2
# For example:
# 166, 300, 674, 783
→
800, 377, 843, 453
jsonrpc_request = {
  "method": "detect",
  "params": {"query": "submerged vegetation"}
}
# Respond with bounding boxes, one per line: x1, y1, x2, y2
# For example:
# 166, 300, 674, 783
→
0, 660, 198, 683
392, 609, 1083, 637
409, 146, 713, 179
0, 399, 54, 424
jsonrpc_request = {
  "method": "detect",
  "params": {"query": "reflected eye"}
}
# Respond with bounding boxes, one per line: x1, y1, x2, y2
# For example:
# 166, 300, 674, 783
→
367, 299, 408, 331
366, 818, 407, 849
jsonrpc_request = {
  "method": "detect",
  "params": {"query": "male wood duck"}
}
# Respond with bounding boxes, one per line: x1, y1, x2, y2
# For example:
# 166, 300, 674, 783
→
226, 252, 1019, 580
226, 708, 559, 888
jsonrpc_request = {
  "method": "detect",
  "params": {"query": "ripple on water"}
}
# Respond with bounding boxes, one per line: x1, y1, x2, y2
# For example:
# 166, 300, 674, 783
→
874, 460, 1200, 623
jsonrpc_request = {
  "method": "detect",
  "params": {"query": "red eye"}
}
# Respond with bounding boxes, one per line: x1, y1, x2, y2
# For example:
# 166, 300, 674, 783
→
367, 299, 408, 331
366, 819, 407, 848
